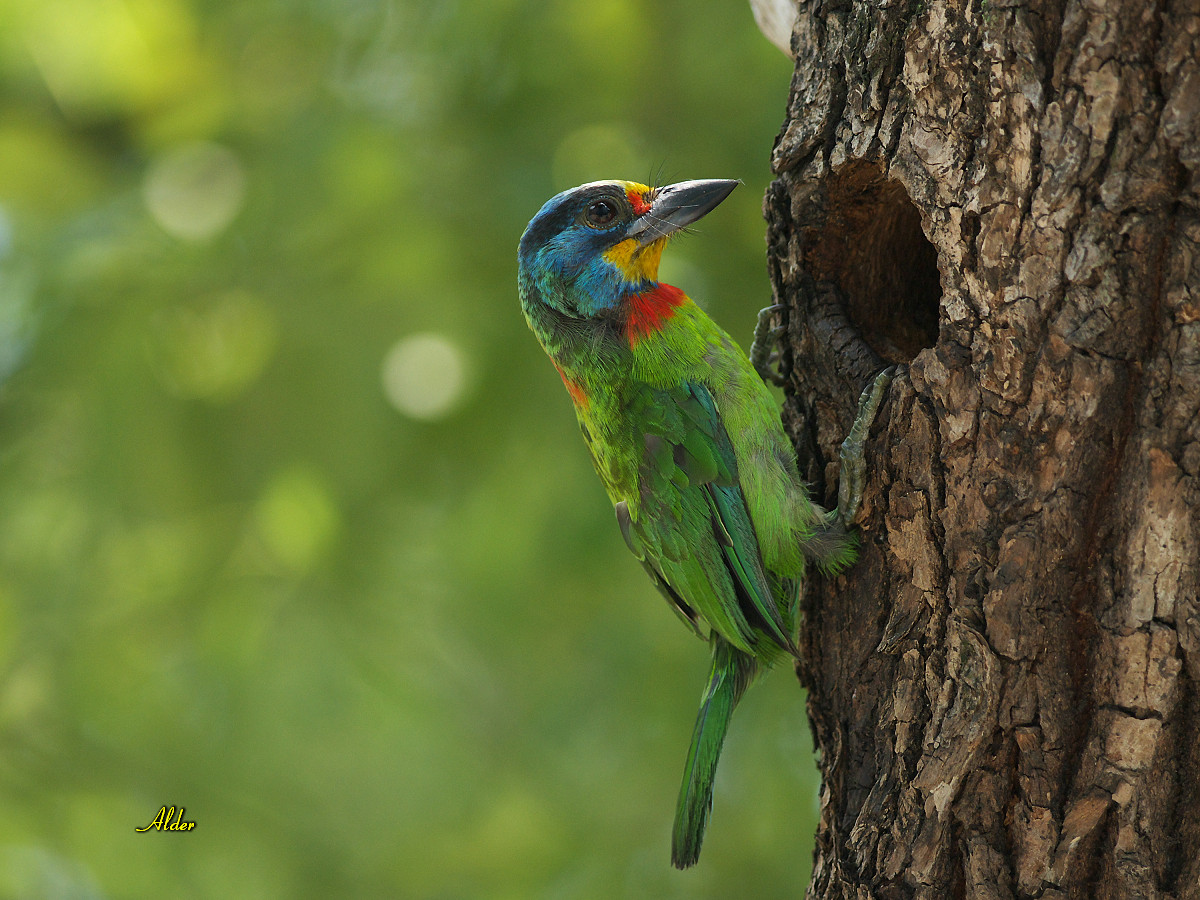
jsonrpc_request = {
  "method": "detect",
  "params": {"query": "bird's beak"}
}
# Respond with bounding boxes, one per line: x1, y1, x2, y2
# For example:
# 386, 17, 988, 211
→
626, 179, 740, 247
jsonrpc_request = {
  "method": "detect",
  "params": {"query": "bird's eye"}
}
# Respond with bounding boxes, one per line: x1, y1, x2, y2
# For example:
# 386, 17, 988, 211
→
584, 199, 618, 228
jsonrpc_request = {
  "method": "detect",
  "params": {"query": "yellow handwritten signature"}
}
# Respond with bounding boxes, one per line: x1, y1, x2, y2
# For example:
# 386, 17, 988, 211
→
136, 806, 195, 832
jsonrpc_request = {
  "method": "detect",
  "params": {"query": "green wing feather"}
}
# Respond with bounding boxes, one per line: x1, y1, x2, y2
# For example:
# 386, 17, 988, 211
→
616, 499, 704, 638
621, 379, 795, 656
704, 483, 794, 654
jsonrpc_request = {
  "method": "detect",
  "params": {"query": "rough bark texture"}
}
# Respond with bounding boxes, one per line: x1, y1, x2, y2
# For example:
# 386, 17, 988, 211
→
763, 1, 1200, 897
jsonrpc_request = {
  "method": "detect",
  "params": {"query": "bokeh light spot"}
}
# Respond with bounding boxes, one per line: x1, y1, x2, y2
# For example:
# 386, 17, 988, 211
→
552, 0, 644, 74
381, 333, 469, 421
323, 127, 409, 213
22, 0, 200, 119
551, 123, 644, 189
143, 142, 246, 241
148, 290, 277, 403
254, 465, 340, 573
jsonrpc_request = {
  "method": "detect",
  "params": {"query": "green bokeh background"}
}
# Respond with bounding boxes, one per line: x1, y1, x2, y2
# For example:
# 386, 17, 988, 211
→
0, 0, 819, 895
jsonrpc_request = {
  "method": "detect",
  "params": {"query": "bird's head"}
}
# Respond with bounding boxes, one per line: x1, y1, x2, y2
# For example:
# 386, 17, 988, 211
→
518, 179, 739, 320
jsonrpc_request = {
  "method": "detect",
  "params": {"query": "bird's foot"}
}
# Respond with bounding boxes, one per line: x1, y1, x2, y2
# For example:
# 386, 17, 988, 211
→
836, 367, 896, 528
750, 304, 787, 387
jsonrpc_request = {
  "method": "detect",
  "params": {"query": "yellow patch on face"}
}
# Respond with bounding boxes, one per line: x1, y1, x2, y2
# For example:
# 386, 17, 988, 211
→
603, 181, 664, 283
604, 237, 666, 283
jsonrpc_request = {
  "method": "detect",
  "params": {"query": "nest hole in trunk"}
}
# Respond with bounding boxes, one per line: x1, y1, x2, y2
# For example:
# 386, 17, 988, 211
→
806, 162, 941, 363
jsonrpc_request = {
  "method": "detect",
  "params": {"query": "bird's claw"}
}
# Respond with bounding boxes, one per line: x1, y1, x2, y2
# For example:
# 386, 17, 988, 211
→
836, 366, 896, 528
750, 304, 787, 387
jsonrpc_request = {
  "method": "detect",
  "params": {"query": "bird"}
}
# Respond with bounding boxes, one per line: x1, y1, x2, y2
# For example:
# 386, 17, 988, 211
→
517, 178, 886, 868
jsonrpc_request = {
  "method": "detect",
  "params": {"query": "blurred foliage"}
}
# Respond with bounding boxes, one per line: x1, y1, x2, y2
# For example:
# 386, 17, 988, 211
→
0, 0, 816, 896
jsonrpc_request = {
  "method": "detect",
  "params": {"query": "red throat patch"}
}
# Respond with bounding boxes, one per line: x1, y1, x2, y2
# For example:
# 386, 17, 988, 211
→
625, 283, 686, 346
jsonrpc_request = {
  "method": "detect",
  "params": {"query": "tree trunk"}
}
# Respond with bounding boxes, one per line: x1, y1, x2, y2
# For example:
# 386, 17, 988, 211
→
763, 1, 1200, 897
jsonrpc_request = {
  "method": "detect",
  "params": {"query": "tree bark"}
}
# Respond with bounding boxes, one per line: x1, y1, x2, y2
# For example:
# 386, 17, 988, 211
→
763, 1, 1200, 897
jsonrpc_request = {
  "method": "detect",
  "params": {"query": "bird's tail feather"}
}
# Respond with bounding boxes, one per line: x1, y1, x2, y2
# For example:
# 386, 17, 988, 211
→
671, 639, 757, 868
